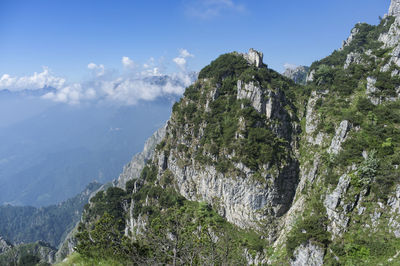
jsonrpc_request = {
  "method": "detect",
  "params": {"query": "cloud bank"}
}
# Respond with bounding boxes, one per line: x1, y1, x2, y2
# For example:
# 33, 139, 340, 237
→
0, 67, 66, 91
0, 50, 197, 105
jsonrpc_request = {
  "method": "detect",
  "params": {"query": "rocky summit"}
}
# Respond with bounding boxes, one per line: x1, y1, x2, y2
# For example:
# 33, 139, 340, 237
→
58, 1, 400, 265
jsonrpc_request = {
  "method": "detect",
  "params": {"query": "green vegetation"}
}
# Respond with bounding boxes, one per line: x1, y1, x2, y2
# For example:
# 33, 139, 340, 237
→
286, 195, 331, 258
198, 53, 250, 81
169, 52, 303, 180
0, 241, 55, 266
57, 252, 124, 266
325, 228, 400, 265
72, 15, 400, 265
75, 162, 267, 264
0, 182, 101, 248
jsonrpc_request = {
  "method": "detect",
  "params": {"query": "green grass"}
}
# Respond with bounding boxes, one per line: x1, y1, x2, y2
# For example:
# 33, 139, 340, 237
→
56, 252, 125, 266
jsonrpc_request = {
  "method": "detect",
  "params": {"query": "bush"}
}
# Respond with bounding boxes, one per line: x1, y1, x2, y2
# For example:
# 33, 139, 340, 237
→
198, 53, 249, 81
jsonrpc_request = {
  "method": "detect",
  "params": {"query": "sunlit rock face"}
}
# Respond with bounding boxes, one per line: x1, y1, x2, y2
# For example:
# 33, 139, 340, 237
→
389, 0, 400, 16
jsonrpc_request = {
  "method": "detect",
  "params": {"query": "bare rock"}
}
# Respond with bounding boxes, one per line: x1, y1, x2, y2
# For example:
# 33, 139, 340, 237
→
116, 123, 167, 189
328, 120, 351, 155
389, 0, 400, 16
0, 237, 12, 254
241, 48, 264, 67
291, 242, 324, 266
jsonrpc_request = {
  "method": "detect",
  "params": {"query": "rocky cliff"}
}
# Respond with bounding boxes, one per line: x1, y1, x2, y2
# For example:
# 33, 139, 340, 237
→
67, 1, 400, 265
283, 65, 310, 85
0, 236, 12, 254
115, 123, 167, 189
0, 241, 57, 265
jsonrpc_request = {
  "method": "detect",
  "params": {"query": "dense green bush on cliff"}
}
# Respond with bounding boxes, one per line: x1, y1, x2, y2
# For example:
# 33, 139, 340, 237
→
198, 53, 249, 81
286, 197, 331, 258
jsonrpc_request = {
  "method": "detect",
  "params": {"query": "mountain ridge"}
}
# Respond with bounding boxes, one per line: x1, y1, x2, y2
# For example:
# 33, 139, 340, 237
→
57, 1, 400, 264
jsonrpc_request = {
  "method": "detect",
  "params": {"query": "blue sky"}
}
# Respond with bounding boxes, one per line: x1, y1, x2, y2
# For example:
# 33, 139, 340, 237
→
0, 0, 391, 103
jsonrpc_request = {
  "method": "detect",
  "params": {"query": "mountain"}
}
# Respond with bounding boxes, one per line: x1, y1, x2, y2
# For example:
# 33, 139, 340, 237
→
0, 182, 101, 249
0, 241, 57, 265
283, 65, 309, 85
61, 1, 400, 265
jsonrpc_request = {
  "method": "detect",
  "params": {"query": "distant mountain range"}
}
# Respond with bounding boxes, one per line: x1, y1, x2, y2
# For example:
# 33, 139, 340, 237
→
0, 84, 179, 206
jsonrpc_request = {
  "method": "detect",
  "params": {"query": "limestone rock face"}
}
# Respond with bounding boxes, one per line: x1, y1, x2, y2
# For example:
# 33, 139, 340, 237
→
116, 123, 167, 188
55, 225, 78, 262
389, 0, 400, 16
291, 242, 324, 266
283, 66, 310, 84
388, 185, 400, 237
0, 237, 12, 254
237, 80, 264, 114
306, 69, 315, 82
344, 52, 362, 69
328, 120, 351, 155
242, 48, 264, 67
148, 56, 300, 231
237, 80, 294, 142
340, 27, 360, 50
324, 174, 354, 237
157, 153, 298, 229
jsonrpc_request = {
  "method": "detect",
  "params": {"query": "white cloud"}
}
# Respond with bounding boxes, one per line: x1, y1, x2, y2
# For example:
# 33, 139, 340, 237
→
122, 56, 135, 69
0, 67, 66, 91
173, 57, 187, 69
42, 83, 96, 105
173, 49, 194, 70
87, 63, 105, 76
179, 49, 194, 58
185, 0, 245, 19
2, 50, 197, 105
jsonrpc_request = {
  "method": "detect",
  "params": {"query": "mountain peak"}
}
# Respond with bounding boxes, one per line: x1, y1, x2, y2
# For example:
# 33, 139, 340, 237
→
389, 0, 400, 16
241, 48, 264, 67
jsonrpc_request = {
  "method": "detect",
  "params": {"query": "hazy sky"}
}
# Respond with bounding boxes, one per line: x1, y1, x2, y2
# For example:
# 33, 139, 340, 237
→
0, 0, 390, 95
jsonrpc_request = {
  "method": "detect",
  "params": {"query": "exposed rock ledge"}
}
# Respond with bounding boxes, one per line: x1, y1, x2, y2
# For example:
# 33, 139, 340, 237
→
389, 0, 400, 17
241, 48, 264, 68
291, 242, 324, 266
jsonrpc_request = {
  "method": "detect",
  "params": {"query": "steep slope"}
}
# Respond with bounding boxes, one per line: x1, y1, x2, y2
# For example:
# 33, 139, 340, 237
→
72, 49, 307, 264
0, 241, 57, 265
151, 49, 302, 231
274, 6, 400, 265
67, 1, 400, 265
0, 182, 101, 248
115, 123, 167, 189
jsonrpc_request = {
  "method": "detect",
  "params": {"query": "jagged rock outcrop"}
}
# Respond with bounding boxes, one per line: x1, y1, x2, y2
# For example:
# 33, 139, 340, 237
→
0, 241, 57, 265
116, 124, 167, 189
340, 27, 360, 50
283, 66, 310, 84
156, 155, 298, 229
324, 174, 352, 237
388, 185, 400, 237
344, 52, 362, 69
291, 242, 324, 266
241, 48, 264, 67
327, 120, 351, 155
306, 69, 315, 82
0, 237, 12, 254
55, 224, 79, 262
72, 3, 400, 261
237, 79, 294, 142
389, 0, 400, 16
147, 49, 300, 231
